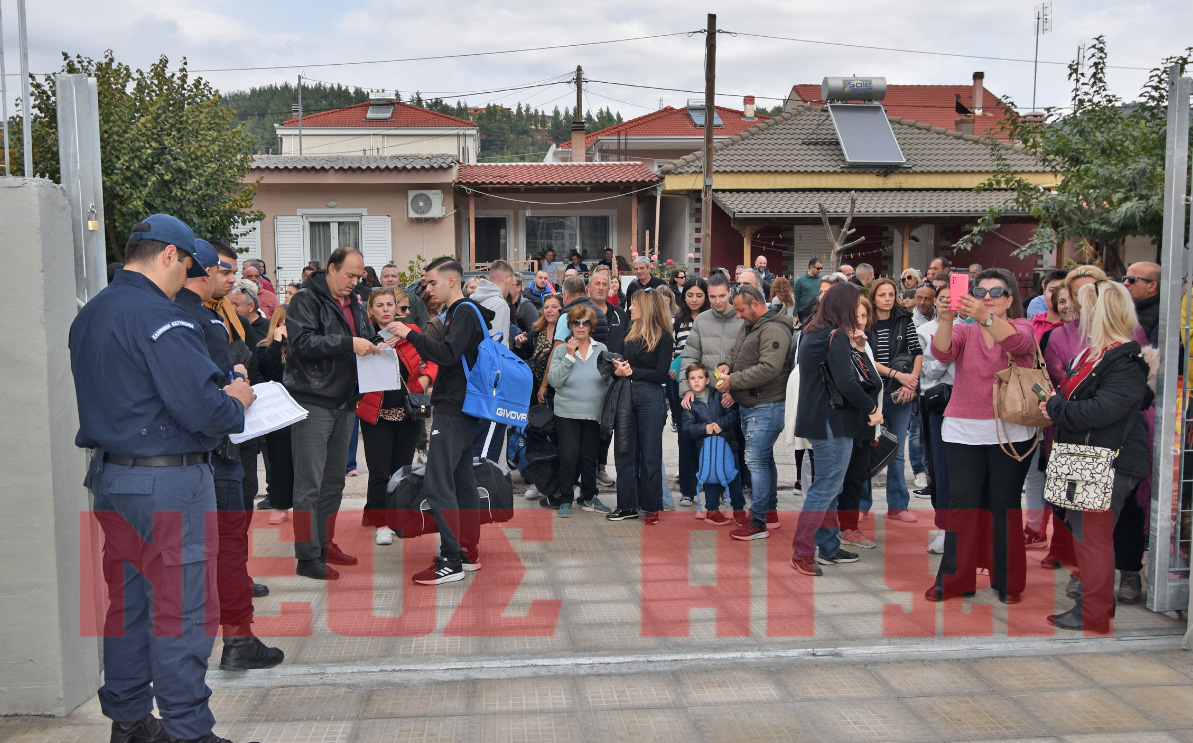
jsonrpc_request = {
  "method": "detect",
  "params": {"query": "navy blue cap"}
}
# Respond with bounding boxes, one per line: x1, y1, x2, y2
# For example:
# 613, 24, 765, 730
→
128, 214, 205, 277
192, 239, 232, 277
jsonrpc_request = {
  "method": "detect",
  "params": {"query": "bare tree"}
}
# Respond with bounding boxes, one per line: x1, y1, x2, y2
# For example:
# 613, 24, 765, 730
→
818, 191, 864, 271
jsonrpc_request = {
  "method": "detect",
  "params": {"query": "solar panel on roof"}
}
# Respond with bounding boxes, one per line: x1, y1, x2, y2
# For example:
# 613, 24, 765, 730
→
365, 105, 394, 121
687, 105, 723, 129
827, 103, 906, 166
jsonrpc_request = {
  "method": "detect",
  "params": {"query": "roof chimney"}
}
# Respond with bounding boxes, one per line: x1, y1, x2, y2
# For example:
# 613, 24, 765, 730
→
954, 115, 975, 135
743, 95, 756, 120
972, 72, 985, 116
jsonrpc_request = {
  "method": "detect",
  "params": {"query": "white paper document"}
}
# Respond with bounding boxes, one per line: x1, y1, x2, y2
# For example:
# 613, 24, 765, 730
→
357, 348, 401, 393
229, 381, 310, 444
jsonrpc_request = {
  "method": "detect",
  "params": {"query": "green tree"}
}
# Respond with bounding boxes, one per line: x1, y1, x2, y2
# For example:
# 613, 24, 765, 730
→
956, 37, 1192, 269
222, 81, 369, 153
6, 51, 261, 260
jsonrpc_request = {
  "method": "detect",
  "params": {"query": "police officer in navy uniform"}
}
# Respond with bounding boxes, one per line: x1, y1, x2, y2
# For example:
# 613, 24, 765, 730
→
175, 240, 284, 673
69, 215, 257, 743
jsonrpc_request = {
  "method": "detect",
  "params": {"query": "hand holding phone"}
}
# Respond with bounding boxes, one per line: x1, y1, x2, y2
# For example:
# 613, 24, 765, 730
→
1031, 382, 1051, 402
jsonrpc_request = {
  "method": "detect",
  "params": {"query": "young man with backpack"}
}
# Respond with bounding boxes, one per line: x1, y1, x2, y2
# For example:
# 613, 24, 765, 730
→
388, 258, 488, 585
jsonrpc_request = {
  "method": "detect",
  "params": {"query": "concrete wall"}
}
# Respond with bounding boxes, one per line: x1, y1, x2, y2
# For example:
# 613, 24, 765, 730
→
0, 179, 99, 715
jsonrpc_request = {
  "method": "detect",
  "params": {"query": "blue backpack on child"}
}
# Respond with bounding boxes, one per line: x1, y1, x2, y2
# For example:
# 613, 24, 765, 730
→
697, 435, 738, 492
455, 302, 533, 427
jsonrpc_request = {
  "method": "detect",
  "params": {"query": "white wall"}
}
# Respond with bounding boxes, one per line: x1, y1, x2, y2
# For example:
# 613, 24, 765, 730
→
277, 129, 479, 162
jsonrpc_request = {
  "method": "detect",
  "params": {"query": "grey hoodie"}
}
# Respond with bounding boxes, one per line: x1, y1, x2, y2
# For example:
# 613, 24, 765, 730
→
678, 303, 744, 395
470, 278, 512, 348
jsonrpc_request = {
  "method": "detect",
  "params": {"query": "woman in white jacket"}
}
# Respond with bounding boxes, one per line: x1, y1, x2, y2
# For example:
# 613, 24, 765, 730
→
915, 287, 957, 555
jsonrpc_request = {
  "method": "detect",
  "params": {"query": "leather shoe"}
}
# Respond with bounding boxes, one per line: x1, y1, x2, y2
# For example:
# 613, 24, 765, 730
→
296, 557, 339, 580
110, 714, 170, 743
169, 734, 238, 743
924, 586, 976, 602
219, 635, 284, 671
251, 582, 269, 598
998, 589, 1022, 604
324, 542, 358, 566
1047, 604, 1111, 633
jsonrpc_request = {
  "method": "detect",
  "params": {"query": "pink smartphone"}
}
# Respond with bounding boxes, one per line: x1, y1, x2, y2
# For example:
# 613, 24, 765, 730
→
949, 273, 968, 311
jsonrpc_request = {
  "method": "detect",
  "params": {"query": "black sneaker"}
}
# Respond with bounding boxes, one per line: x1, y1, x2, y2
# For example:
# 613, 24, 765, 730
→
791, 556, 823, 576
412, 556, 465, 585
606, 509, 639, 521
172, 735, 235, 743
219, 635, 285, 671
679, 494, 696, 507
816, 548, 861, 565
110, 714, 170, 743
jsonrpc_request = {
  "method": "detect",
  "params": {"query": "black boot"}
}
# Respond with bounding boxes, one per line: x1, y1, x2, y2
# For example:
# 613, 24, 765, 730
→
251, 581, 270, 598
219, 631, 284, 671
110, 714, 170, 743
296, 557, 339, 580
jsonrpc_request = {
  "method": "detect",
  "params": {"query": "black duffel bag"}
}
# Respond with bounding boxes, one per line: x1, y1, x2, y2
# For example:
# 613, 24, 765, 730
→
385, 460, 514, 538
473, 457, 514, 524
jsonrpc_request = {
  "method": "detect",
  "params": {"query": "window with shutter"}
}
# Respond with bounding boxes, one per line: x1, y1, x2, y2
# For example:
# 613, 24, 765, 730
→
361, 216, 392, 270
274, 216, 304, 285
233, 222, 261, 263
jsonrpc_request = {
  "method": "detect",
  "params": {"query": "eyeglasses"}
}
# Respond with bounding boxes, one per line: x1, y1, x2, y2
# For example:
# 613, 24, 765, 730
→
971, 286, 1009, 299
397, 305, 410, 313
1123, 276, 1157, 285
570, 319, 592, 327
674, 274, 686, 280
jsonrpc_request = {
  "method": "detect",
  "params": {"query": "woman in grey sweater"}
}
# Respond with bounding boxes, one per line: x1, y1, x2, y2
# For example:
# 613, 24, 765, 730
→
545, 303, 612, 517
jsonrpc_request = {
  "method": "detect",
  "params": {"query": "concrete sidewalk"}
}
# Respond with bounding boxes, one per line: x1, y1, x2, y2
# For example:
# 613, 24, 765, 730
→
5, 436, 1188, 742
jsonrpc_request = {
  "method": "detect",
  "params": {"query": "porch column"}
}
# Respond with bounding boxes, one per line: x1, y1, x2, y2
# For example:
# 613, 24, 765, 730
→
901, 224, 911, 272
631, 194, 638, 258
741, 225, 755, 266
467, 191, 475, 267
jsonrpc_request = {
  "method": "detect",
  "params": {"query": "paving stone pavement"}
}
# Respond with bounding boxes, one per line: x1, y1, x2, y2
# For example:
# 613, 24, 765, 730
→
7, 434, 1191, 742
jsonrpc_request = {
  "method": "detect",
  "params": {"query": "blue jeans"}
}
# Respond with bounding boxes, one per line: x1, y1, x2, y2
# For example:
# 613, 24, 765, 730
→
792, 431, 853, 559
740, 402, 785, 525
908, 412, 928, 475
346, 417, 360, 472
880, 397, 915, 511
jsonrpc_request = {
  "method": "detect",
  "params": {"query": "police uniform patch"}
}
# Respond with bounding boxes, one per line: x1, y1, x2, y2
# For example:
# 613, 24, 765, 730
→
150, 319, 195, 341
210, 317, 231, 337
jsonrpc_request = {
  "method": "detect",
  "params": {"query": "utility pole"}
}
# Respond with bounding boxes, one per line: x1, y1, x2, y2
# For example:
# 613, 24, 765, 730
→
1031, 1, 1052, 112
297, 75, 303, 155
18, 0, 31, 177
570, 65, 586, 163
0, 2, 10, 176
701, 13, 716, 275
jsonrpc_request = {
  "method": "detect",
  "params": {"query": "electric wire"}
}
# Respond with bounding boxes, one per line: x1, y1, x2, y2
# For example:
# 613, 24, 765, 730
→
459, 182, 660, 205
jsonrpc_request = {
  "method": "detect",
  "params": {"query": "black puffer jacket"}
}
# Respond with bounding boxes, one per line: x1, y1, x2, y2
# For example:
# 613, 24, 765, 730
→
284, 271, 380, 410
598, 352, 634, 455
1045, 341, 1153, 479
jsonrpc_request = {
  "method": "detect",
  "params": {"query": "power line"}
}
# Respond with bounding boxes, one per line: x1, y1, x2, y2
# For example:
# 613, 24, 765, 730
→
459, 182, 660, 205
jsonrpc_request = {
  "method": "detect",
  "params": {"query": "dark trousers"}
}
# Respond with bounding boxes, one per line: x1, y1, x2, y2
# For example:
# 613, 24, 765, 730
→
597, 431, 611, 469
473, 420, 507, 463
90, 459, 217, 741
424, 410, 482, 563
615, 382, 666, 513
838, 437, 873, 532
213, 455, 252, 629
361, 415, 419, 527
263, 427, 293, 511
238, 438, 260, 511
928, 412, 950, 529
937, 440, 1034, 595
794, 449, 805, 486
703, 472, 744, 512
677, 425, 699, 497
556, 416, 600, 504
1067, 474, 1141, 622
1114, 489, 1146, 572
290, 405, 354, 561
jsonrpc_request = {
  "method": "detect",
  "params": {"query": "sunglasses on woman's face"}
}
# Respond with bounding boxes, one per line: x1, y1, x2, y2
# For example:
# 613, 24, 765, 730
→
397, 305, 410, 313
674, 274, 686, 281
971, 286, 1009, 299
570, 319, 592, 328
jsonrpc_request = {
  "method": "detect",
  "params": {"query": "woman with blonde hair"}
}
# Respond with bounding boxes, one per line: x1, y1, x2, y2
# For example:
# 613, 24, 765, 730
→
256, 304, 293, 524
606, 288, 675, 524
1038, 281, 1153, 631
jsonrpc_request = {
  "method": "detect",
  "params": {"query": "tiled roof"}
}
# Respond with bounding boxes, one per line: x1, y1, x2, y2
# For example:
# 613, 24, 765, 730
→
559, 106, 767, 149
278, 101, 477, 128
788, 83, 1012, 139
457, 162, 659, 186
661, 104, 1048, 175
251, 155, 457, 170
714, 189, 1027, 219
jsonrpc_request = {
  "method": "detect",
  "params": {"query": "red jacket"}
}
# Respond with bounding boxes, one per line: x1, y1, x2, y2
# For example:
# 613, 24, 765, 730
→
356, 326, 437, 424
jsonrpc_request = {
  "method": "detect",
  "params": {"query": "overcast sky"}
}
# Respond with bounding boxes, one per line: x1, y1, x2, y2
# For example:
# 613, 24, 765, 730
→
3, 0, 1191, 130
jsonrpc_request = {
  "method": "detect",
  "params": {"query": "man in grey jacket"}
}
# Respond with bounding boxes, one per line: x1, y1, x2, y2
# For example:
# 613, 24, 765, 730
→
678, 272, 745, 501
471, 260, 517, 462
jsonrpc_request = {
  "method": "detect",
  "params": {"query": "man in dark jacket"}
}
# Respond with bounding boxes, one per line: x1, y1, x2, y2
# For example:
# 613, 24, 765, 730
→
522, 269, 554, 308
555, 275, 608, 345
1125, 262, 1161, 346
285, 248, 381, 580
510, 273, 540, 335
391, 257, 488, 585
716, 285, 793, 541
624, 256, 666, 302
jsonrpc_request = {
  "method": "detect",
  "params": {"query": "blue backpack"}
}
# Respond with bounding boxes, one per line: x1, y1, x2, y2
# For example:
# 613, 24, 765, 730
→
456, 302, 533, 427
697, 435, 739, 492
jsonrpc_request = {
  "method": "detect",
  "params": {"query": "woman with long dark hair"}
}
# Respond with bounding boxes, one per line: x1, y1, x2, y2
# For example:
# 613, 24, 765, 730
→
671, 277, 710, 508
791, 282, 883, 576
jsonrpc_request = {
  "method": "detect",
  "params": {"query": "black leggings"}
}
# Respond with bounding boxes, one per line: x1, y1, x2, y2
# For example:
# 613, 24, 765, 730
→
556, 417, 600, 504
838, 438, 872, 532
361, 415, 420, 527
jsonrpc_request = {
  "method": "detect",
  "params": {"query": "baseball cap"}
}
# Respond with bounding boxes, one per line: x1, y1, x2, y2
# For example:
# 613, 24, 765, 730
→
193, 239, 232, 276
127, 214, 207, 278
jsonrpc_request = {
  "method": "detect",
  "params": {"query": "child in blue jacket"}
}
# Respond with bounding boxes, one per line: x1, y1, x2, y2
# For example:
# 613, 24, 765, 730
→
681, 363, 745, 525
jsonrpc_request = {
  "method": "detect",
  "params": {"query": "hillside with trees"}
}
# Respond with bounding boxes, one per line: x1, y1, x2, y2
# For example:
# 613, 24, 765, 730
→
219, 82, 622, 160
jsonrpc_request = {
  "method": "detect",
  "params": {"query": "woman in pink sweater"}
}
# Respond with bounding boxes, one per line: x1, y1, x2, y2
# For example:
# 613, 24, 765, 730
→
926, 269, 1039, 605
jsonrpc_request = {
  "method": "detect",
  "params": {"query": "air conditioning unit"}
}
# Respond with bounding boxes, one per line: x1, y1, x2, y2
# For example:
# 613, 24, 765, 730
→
407, 189, 445, 219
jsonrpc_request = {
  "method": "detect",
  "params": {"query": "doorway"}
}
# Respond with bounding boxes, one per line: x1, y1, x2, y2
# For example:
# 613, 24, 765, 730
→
475, 217, 507, 266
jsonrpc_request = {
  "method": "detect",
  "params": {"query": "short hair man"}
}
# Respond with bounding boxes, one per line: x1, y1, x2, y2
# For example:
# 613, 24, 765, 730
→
541, 248, 560, 284
509, 272, 540, 336
240, 261, 279, 319
716, 284, 792, 539
854, 263, 875, 288
912, 282, 937, 327
930, 273, 949, 294
522, 269, 553, 309
569, 251, 589, 273
285, 247, 381, 580
69, 215, 256, 743
792, 257, 823, 321
597, 247, 615, 270
838, 263, 855, 280
586, 269, 626, 489
928, 256, 951, 278
467, 259, 517, 462
389, 257, 488, 584
1125, 261, 1162, 345
968, 263, 983, 281
301, 266, 314, 281
737, 268, 760, 289
230, 283, 270, 344
380, 264, 400, 288
625, 255, 666, 303
564, 267, 579, 280
754, 254, 776, 296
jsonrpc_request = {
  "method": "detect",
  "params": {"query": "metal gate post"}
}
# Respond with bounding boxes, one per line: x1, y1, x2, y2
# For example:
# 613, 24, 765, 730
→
55, 74, 107, 305
1154, 64, 1192, 619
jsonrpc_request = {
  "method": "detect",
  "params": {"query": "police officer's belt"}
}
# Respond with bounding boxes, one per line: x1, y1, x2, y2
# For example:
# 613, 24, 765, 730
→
102, 453, 209, 467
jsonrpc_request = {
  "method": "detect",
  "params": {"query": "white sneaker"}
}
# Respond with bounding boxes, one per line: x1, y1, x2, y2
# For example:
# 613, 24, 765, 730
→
928, 532, 945, 554
524, 485, 540, 500
913, 473, 929, 490
375, 527, 394, 546
596, 467, 616, 486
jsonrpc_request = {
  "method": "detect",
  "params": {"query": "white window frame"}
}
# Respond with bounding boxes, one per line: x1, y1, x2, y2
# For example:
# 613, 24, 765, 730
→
519, 208, 618, 262
296, 207, 368, 266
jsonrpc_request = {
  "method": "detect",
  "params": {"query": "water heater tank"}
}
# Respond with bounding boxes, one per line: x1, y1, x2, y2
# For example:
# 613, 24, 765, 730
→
821, 77, 887, 103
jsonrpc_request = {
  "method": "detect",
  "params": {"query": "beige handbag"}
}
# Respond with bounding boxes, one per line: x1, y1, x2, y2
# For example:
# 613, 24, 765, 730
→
993, 342, 1053, 462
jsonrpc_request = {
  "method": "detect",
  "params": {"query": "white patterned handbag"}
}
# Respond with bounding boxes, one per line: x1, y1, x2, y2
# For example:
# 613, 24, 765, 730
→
1043, 442, 1118, 511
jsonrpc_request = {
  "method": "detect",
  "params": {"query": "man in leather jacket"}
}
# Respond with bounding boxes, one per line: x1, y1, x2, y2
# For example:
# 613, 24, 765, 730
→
285, 248, 382, 580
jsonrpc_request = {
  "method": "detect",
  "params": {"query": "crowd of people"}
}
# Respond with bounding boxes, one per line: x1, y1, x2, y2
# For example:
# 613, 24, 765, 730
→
74, 210, 1167, 742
